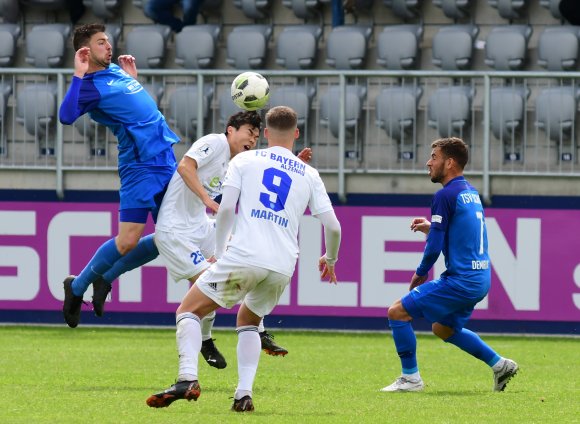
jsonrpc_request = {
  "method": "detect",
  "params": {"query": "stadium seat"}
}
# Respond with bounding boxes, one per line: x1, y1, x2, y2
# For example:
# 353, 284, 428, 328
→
83, 0, 121, 20
125, 25, 171, 69
282, 0, 322, 21
537, 26, 580, 71
487, 0, 527, 20
375, 84, 423, 145
376, 24, 422, 70
319, 84, 367, 139
276, 25, 322, 69
0, 80, 12, 155
233, 0, 272, 19
539, 0, 562, 19
25, 24, 71, 68
269, 85, 316, 129
326, 25, 372, 69
175, 24, 221, 69
490, 85, 529, 140
168, 85, 214, 141
432, 0, 473, 20
383, 0, 424, 20
16, 83, 58, 155
428, 85, 474, 138
0, 23, 20, 67
535, 86, 580, 143
0, 0, 20, 23
226, 25, 272, 69
484, 25, 532, 70
432, 24, 478, 70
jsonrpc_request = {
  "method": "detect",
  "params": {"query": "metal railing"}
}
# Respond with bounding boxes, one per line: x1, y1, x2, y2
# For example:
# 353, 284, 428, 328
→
1, 68, 579, 201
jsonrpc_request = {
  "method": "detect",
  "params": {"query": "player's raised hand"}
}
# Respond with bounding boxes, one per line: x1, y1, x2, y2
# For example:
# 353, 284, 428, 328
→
297, 147, 313, 164
74, 47, 91, 78
319, 255, 337, 284
118, 55, 138, 79
410, 217, 431, 235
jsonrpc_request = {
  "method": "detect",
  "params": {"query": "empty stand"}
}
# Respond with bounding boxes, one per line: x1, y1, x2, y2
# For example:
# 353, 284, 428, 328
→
233, 0, 272, 19
168, 85, 214, 141
175, 24, 221, 69
282, 0, 323, 21
428, 85, 474, 138
326, 25, 372, 69
276, 25, 322, 69
432, 0, 473, 20
25, 24, 70, 68
375, 84, 422, 160
0, 23, 20, 67
376, 24, 422, 70
535, 86, 579, 145
383, 0, 424, 20
218, 89, 242, 125
83, 0, 121, 20
539, 0, 562, 20
319, 84, 367, 139
226, 25, 272, 69
432, 24, 478, 70
537, 26, 580, 71
269, 85, 315, 129
125, 25, 171, 69
484, 25, 532, 70
487, 0, 527, 20
16, 83, 58, 155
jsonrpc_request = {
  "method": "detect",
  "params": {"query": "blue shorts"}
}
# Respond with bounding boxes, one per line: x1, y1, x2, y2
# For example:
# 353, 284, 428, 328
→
401, 278, 488, 330
118, 148, 176, 223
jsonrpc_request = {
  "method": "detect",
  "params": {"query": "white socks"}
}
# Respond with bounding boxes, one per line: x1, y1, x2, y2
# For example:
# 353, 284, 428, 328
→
201, 310, 216, 341
234, 325, 261, 400
257, 318, 265, 333
176, 312, 201, 382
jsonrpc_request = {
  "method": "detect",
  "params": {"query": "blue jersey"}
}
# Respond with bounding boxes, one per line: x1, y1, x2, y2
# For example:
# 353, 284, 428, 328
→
429, 176, 490, 294
59, 63, 179, 164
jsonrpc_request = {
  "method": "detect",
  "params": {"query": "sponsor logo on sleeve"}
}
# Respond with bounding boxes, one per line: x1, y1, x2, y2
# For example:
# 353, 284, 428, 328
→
432, 214, 443, 223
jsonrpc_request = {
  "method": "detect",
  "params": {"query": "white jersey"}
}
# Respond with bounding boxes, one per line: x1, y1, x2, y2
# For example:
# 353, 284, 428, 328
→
156, 133, 230, 234
222, 145, 334, 276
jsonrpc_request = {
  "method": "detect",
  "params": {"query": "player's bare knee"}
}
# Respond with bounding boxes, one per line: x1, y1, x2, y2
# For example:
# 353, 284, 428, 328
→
387, 300, 409, 321
115, 237, 139, 255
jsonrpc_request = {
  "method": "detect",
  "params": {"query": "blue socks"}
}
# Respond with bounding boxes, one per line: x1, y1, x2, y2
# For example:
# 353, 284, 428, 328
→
101, 234, 159, 284
445, 328, 500, 366
72, 238, 122, 296
389, 319, 418, 374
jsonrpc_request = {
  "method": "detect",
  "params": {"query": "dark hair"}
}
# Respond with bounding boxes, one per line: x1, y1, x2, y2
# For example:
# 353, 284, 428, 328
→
225, 111, 262, 135
431, 137, 469, 169
73, 23, 106, 51
265, 106, 297, 131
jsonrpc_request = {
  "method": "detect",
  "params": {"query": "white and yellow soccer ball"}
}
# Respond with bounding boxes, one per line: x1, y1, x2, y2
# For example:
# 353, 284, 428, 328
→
231, 72, 270, 111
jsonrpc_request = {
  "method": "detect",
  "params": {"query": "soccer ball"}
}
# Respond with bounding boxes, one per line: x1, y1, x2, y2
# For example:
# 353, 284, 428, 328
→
231, 72, 270, 111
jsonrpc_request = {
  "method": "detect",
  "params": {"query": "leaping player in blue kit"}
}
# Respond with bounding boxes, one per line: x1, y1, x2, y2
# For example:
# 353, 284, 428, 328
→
59, 23, 180, 328
381, 137, 519, 393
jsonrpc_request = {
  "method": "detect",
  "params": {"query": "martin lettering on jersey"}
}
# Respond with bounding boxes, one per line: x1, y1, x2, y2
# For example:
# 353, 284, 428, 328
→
250, 209, 289, 228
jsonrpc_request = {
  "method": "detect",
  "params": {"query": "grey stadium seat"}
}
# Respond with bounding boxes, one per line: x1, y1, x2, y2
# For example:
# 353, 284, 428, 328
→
276, 25, 322, 69
175, 24, 221, 69
383, 0, 424, 20
432, 0, 473, 20
485, 25, 532, 71
168, 85, 214, 141
428, 85, 474, 138
376, 24, 422, 70
320, 85, 367, 139
269, 85, 316, 129
326, 25, 372, 69
226, 25, 272, 69
233, 0, 272, 19
539, 0, 562, 20
0, 23, 20, 67
535, 86, 580, 142
282, 0, 322, 20
375, 85, 423, 142
537, 26, 580, 71
490, 85, 530, 141
125, 25, 171, 69
487, 0, 527, 20
16, 83, 58, 154
25, 24, 71, 68
432, 25, 478, 70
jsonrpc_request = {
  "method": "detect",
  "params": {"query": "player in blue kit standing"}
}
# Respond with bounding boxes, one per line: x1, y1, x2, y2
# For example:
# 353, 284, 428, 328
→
381, 137, 518, 393
59, 23, 180, 328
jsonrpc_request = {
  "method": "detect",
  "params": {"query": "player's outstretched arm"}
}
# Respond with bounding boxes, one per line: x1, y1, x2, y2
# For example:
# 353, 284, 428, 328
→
214, 185, 240, 259
315, 210, 341, 284
118, 55, 138, 79
410, 217, 431, 235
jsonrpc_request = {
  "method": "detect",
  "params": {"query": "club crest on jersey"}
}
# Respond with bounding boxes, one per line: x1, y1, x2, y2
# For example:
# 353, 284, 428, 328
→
124, 80, 144, 95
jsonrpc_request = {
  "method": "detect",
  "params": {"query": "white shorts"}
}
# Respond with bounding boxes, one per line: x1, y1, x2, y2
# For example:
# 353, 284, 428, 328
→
155, 225, 216, 282
196, 255, 290, 317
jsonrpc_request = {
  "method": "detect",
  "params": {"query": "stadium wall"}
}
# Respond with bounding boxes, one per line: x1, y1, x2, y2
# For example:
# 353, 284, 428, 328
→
0, 191, 578, 335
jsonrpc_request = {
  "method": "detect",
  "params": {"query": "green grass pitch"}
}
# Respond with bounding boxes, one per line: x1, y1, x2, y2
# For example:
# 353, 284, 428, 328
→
0, 326, 578, 423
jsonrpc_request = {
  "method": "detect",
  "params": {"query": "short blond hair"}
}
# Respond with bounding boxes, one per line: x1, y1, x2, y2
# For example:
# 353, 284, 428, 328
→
265, 106, 297, 131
